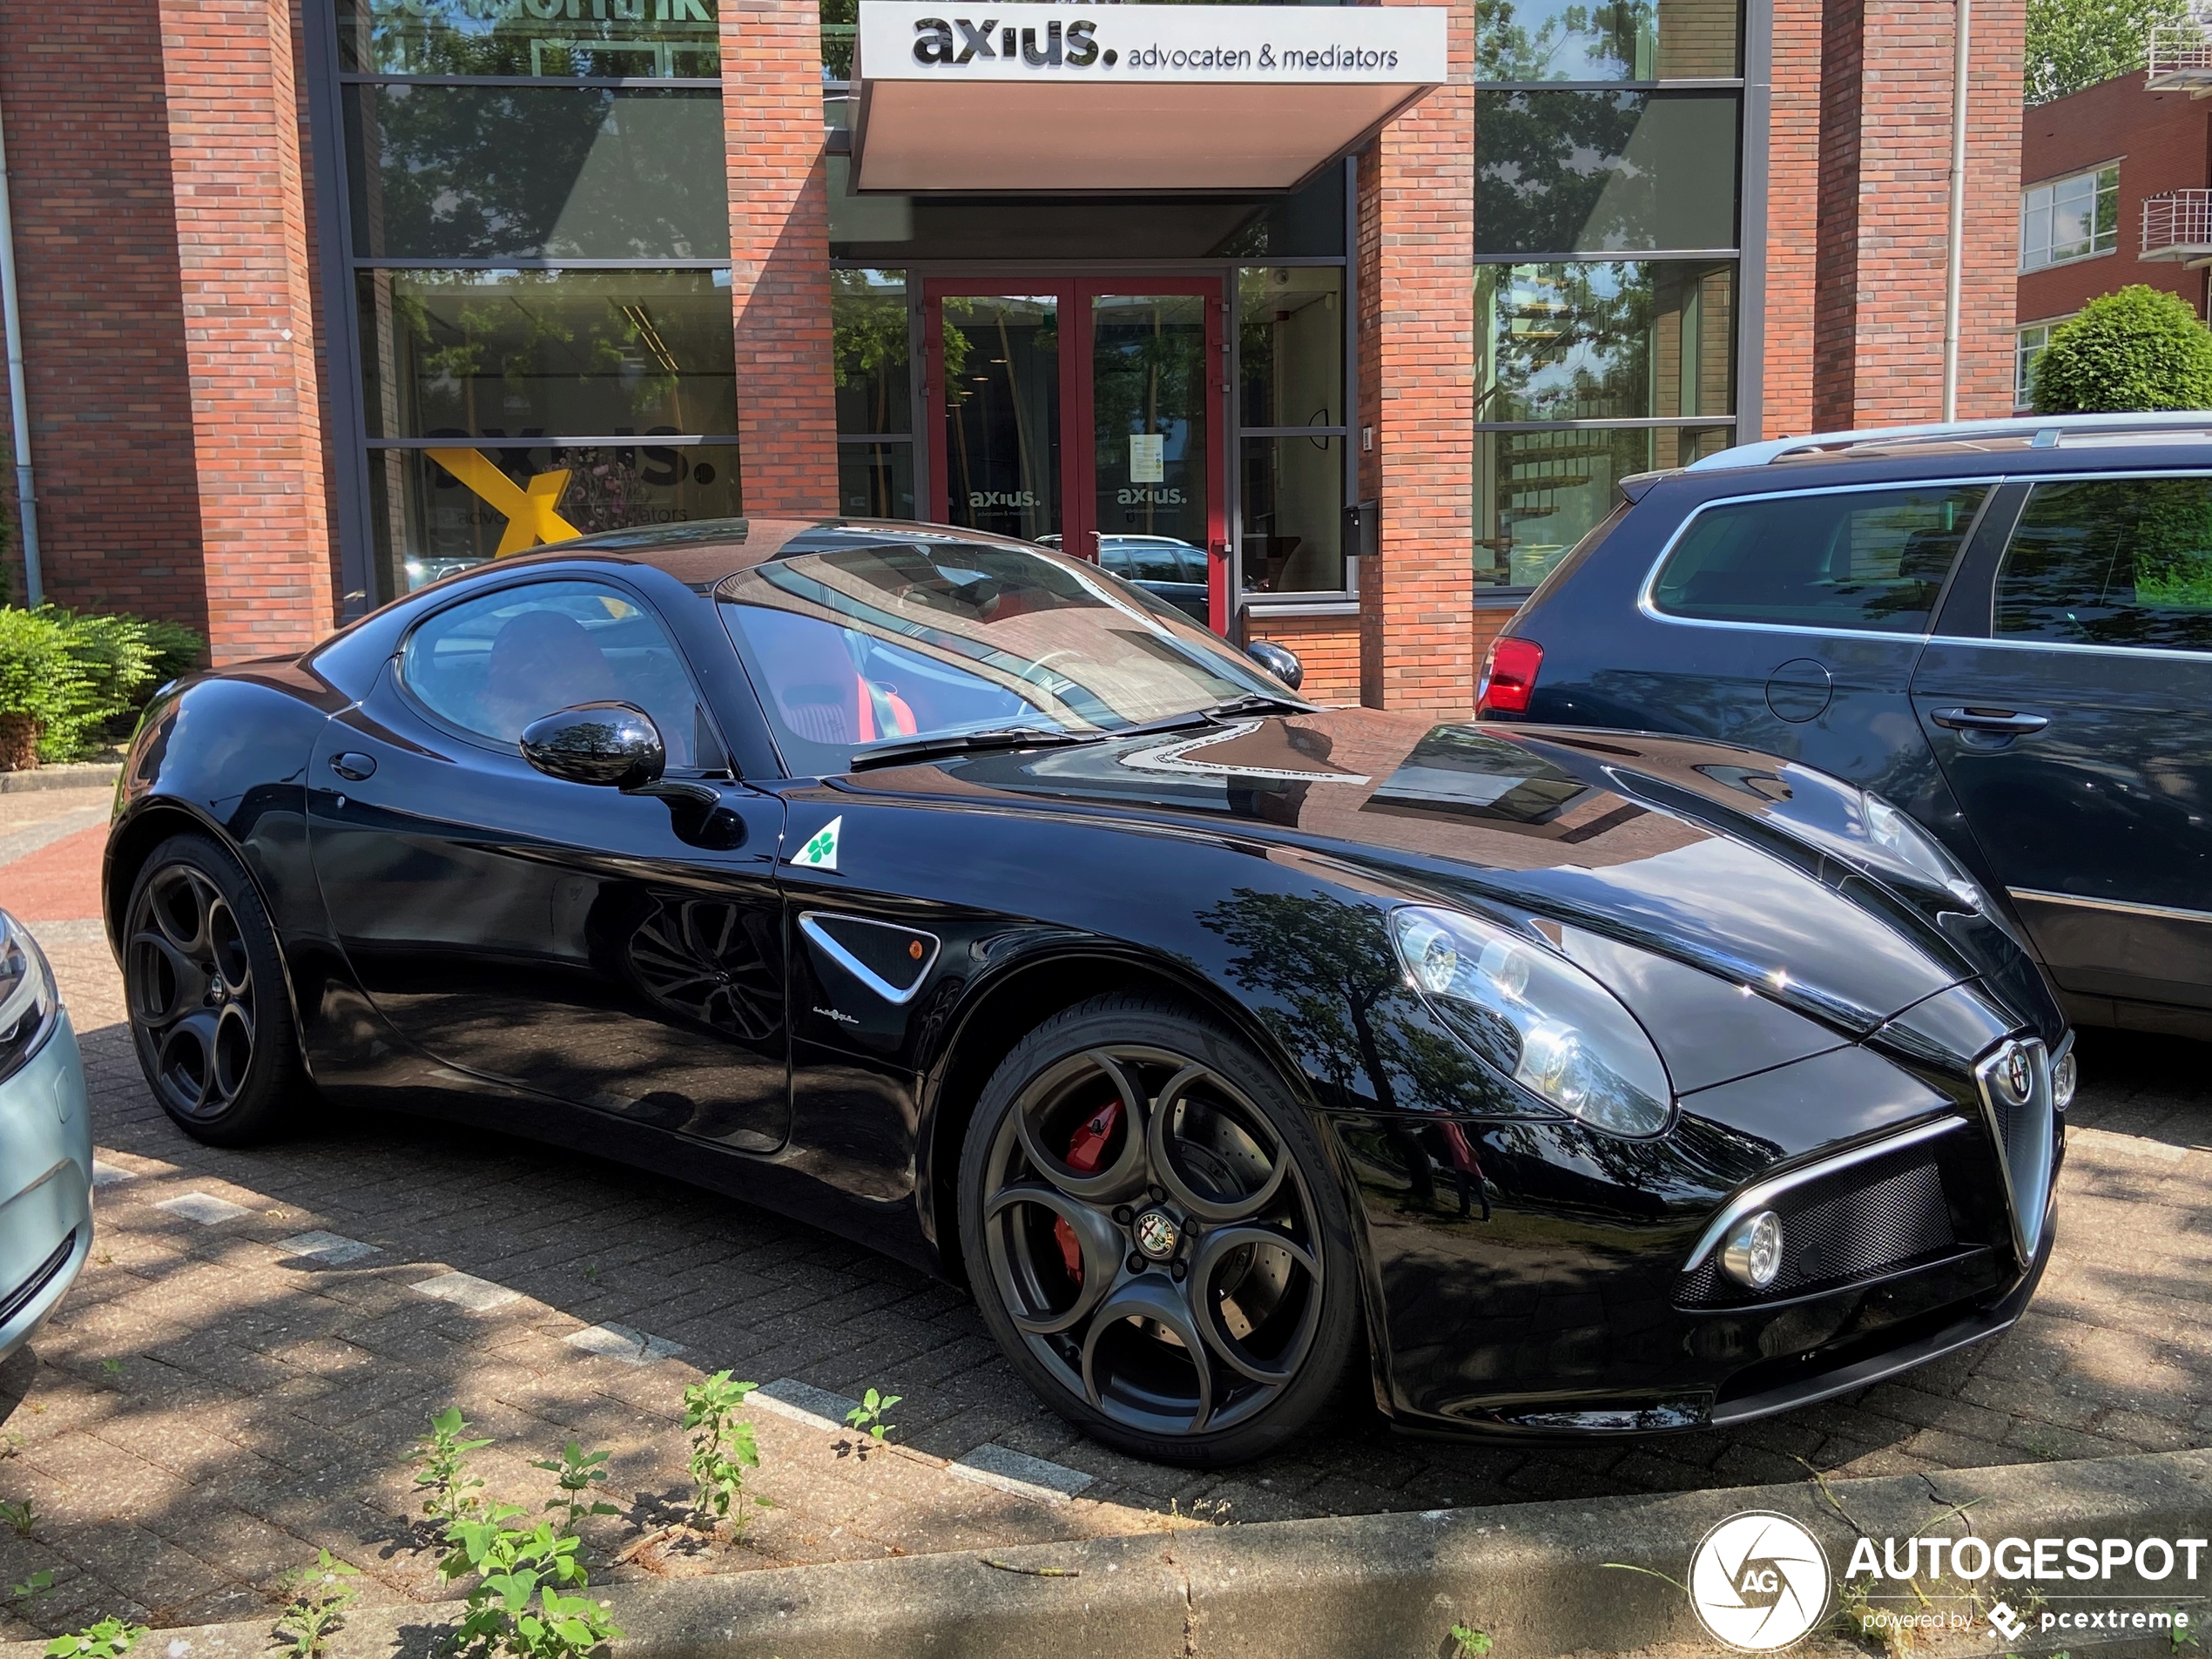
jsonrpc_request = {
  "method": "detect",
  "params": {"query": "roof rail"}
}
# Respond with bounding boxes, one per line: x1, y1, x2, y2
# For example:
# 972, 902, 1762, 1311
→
1684, 411, 2212, 472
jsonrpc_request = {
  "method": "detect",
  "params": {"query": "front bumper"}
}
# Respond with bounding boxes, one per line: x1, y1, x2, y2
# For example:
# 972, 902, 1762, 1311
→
0, 1008, 93, 1364
1347, 1025, 2066, 1440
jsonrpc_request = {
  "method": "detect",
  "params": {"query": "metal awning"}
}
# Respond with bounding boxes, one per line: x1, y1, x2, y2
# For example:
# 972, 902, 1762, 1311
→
850, 2, 1448, 195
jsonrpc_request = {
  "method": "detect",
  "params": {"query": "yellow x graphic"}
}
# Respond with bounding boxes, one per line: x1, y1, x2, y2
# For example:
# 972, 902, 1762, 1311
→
426, 447, 582, 556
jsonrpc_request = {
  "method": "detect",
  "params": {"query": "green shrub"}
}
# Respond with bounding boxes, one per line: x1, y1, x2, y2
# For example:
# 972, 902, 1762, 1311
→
0, 605, 206, 765
2033, 286, 2212, 415
0, 610, 86, 751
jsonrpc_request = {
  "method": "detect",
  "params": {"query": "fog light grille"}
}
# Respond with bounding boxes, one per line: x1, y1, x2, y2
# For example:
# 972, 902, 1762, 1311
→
1679, 1150, 1954, 1308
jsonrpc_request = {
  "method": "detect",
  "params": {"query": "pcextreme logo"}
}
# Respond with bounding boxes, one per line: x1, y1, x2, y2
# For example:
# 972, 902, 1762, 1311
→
1687, 1512, 1831, 1651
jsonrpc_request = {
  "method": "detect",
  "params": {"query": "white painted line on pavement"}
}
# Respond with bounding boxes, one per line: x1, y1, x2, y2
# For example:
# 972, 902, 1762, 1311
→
410, 1271, 522, 1313
758, 1377, 861, 1432
948, 1443, 1094, 1501
277, 1231, 381, 1266
91, 1160, 138, 1189
564, 1322, 685, 1365
156, 1192, 252, 1225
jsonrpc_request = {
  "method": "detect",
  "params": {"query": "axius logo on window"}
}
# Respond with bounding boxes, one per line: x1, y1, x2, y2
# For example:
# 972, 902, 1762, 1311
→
914, 17, 1103, 67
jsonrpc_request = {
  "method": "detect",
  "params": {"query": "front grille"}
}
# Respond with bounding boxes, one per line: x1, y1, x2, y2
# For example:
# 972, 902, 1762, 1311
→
1975, 1038, 2056, 1264
1679, 1148, 1957, 1309
0, 1231, 77, 1328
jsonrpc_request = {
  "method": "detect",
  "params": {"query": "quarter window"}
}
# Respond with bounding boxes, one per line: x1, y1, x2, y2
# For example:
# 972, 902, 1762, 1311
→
2020, 165, 2119, 273
1996, 476, 2212, 653
1652, 486, 1989, 632
401, 580, 710, 765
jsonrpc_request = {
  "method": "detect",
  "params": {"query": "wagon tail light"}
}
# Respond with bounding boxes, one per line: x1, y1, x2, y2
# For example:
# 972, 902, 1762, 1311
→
1478, 636, 1543, 716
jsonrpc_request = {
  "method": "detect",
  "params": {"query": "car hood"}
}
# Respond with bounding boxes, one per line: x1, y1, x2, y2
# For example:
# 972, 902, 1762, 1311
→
835, 708, 2037, 1040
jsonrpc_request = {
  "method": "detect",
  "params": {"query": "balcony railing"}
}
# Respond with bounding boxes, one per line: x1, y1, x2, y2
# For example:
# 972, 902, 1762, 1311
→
2146, 24, 2212, 91
2142, 189, 2212, 261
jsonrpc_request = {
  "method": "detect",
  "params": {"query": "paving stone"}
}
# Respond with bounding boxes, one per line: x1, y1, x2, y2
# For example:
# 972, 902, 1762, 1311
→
152, 1194, 253, 1227
406, 1272, 522, 1315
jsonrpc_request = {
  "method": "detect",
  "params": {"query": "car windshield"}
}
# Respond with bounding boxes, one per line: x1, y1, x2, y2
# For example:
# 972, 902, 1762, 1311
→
716, 536, 1289, 776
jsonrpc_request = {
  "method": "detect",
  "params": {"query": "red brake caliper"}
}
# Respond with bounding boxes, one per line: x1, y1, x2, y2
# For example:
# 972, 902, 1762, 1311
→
1053, 1099, 1122, 1285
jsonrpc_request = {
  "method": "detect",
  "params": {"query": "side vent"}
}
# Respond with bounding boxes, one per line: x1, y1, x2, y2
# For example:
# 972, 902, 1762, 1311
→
799, 913, 941, 1006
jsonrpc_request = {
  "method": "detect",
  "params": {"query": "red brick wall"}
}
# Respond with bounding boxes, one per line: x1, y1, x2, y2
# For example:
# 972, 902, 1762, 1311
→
158, 0, 334, 662
2019, 77, 2210, 335
724, 0, 840, 516
1246, 613, 1361, 705
1815, 0, 2024, 426
1763, 0, 1824, 436
1358, 0, 1475, 718
0, 0, 207, 627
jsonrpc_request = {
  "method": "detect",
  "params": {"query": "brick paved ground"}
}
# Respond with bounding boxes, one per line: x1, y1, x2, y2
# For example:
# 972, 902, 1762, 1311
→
1, 787, 2208, 1638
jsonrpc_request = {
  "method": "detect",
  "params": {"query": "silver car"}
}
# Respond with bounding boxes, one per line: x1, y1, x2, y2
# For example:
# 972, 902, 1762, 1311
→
0, 910, 91, 1364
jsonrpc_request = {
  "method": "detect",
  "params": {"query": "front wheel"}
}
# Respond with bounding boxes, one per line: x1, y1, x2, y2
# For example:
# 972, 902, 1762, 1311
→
123, 833, 307, 1146
958, 992, 1365, 1467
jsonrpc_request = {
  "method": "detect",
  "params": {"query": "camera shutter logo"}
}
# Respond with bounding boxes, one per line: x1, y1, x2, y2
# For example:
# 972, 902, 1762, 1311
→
1687, 1511, 1831, 1651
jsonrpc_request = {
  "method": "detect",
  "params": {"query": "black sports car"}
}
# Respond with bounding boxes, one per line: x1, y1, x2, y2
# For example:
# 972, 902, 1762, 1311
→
105, 518, 2069, 1466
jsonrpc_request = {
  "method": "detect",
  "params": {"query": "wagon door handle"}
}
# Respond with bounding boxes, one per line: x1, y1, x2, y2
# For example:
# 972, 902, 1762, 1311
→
329, 752, 378, 781
1930, 707, 2049, 736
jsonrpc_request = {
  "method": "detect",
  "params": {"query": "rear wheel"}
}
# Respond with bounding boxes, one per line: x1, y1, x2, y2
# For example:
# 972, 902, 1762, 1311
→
123, 833, 305, 1145
958, 992, 1363, 1466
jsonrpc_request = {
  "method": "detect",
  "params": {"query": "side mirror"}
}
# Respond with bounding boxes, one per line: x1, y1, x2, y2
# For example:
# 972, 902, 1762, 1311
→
520, 702, 665, 790
1243, 638, 1304, 691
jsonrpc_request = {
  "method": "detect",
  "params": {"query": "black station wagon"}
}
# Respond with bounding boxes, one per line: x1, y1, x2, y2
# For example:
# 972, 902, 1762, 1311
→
1481, 413, 2212, 1042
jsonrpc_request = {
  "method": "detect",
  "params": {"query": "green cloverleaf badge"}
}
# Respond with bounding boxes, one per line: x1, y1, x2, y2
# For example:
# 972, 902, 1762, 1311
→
792, 815, 843, 871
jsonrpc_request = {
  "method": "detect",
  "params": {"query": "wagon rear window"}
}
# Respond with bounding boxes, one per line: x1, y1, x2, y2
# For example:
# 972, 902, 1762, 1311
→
1652, 485, 1988, 633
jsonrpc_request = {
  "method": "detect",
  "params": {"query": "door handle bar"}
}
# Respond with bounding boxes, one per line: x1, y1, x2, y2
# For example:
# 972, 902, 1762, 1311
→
1930, 707, 2050, 735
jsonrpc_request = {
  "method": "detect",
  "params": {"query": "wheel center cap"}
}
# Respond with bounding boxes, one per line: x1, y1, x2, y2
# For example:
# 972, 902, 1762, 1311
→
1132, 1208, 1180, 1262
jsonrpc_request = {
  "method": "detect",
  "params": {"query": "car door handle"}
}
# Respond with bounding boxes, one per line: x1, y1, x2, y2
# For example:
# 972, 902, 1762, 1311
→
328, 752, 378, 781
1930, 707, 2050, 736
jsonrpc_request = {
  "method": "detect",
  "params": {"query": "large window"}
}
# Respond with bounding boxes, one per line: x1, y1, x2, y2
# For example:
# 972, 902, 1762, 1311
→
1474, 0, 1743, 598
2020, 165, 2119, 273
331, 0, 733, 604
833, 269, 917, 519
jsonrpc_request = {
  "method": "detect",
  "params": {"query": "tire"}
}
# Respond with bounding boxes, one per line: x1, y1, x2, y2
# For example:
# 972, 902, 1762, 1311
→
122, 833, 307, 1146
957, 991, 1365, 1467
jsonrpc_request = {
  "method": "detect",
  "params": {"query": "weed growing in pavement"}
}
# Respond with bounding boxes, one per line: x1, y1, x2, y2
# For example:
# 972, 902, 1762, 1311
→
44, 1619, 147, 1659
9, 1569, 54, 1602
842, 1388, 900, 1445
532, 1442, 618, 1536
439, 1505, 622, 1659
0, 1430, 19, 1458
680, 1372, 762, 1533
412, 1407, 493, 1530
2175, 1617, 2203, 1650
1447, 1623, 1493, 1658
582, 1263, 599, 1284
98, 1359, 124, 1384
0, 1500, 35, 1537
272, 1550, 360, 1659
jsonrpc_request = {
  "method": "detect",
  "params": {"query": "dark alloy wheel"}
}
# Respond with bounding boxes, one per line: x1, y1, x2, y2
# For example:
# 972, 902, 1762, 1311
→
959, 993, 1362, 1465
124, 833, 307, 1145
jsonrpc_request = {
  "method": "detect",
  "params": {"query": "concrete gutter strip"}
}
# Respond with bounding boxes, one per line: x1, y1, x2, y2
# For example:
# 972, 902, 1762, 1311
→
6, 1447, 2209, 1659
0, 761, 119, 793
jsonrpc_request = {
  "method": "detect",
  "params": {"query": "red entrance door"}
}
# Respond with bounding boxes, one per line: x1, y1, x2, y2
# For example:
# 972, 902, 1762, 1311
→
921, 278, 1230, 632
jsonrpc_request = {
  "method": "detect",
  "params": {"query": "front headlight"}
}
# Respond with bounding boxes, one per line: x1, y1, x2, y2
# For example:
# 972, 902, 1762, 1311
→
0, 910, 57, 1084
1862, 795, 1989, 912
1389, 906, 1673, 1136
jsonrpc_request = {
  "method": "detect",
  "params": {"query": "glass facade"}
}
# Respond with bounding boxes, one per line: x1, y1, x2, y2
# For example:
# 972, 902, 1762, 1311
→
1474, 0, 1743, 596
335, 0, 732, 604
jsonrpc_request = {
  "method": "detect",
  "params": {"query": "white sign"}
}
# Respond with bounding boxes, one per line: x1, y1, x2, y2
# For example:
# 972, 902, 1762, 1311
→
1129, 433, 1163, 483
856, 2, 1447, 84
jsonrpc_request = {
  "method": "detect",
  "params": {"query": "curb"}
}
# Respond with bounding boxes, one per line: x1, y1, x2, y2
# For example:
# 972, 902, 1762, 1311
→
6, 1447, 2207, 1659
0, 762, 120, 794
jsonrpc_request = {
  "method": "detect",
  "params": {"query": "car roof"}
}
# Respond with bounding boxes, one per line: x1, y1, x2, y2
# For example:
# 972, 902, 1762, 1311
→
475, 516, 1053, 591
1626, 417, 2212, 506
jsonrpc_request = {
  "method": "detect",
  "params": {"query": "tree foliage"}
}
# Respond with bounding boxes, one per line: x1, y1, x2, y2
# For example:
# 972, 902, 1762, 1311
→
2031, 284, 2212, 414
2025, 0, 2190, 105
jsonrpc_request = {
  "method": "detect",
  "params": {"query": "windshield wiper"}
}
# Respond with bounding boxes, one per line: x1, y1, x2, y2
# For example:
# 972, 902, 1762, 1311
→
1204, 693, 1313, 718
846, 726, 1088, 771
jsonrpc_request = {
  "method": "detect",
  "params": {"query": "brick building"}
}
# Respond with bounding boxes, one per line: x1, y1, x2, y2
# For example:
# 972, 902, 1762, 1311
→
0, 0, 2025, 706
2015, 67, 2212, 408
